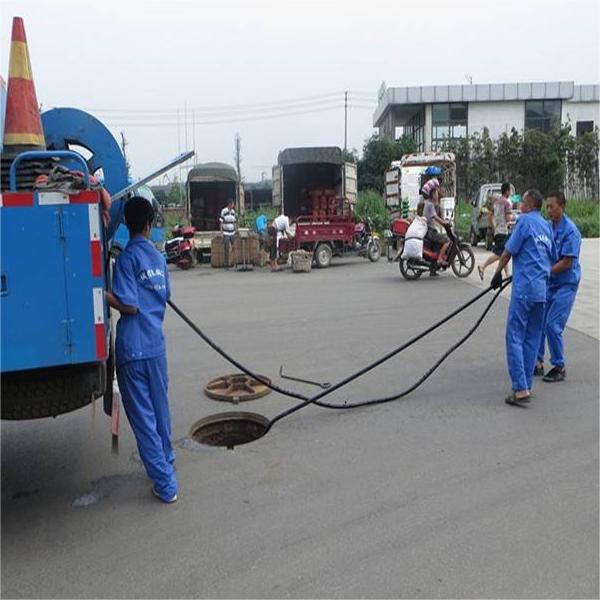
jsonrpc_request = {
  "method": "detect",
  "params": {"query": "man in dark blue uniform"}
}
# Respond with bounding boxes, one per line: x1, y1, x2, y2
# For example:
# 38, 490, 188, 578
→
491, 189, 556, 406
535, 192, 581, 382
106, 197, 177, 503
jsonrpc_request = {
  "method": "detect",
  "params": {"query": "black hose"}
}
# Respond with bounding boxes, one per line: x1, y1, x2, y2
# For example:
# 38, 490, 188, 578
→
269, 280, 509, 427
167, 277, 511, 429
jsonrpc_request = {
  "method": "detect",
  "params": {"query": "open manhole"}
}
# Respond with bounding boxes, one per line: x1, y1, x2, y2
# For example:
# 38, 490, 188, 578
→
204, 373, 272, 403
190, 412, 269, 449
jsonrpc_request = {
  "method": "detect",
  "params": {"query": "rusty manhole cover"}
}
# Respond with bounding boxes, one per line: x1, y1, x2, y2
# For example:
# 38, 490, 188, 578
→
190, 412, 269, 449
204, 373, 272, 403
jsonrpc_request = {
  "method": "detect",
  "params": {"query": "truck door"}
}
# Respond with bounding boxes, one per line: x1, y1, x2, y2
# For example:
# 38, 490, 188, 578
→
272, 165, 282, 209
343, 162, 357, 205
384, 166, 400, 207
1, 195, 71, 372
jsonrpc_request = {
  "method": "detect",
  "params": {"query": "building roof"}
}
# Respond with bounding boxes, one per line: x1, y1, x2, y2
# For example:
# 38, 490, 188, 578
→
373, 81, 600, 126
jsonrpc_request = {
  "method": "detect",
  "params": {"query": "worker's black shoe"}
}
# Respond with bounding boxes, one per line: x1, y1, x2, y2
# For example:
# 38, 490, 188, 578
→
543, 366, 566, 383
534, 364, 545, 377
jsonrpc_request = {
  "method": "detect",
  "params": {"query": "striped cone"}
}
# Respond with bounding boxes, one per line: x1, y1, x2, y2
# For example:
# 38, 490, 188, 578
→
1, 17, 50, 191
3, 17, 45, 149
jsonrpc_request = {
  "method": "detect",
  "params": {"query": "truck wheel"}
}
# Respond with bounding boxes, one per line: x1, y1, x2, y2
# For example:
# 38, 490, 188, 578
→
367, 240, 382, 262
399, 259, 423, 280
469, 229, 478, 247
314, 244, 332, 268
1, 363, 105, 420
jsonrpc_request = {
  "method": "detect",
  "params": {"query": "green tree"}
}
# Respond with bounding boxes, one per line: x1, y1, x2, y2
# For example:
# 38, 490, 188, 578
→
355, 189, 390, 232
357, 134, 417, 193
167, 177, 184, 206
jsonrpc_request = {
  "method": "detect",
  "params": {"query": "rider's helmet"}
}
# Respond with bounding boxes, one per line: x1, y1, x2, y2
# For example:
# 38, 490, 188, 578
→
424, 165, 443, 176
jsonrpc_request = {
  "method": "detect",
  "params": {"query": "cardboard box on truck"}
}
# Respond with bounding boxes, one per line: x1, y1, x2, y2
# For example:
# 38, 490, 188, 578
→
271, 146, 357, 218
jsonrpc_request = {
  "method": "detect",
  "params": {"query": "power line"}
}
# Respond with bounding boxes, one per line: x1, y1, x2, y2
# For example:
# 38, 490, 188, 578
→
92, 97, 349, 120
85, 90, 377, 117
85, 91, 347, 114
102, 103, 345, 127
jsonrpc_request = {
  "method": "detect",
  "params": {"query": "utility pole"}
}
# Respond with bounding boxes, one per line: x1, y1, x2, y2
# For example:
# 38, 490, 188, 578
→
120, 131, 130, 175
344, 91, 348, 154
177, 108, 182, 205
234, 132, 242, 181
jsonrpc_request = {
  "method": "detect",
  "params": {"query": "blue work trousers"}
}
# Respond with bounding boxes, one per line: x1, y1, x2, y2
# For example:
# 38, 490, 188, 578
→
538, 284, 578, 368
506, 296, 546, 392
117, 355, 177, 500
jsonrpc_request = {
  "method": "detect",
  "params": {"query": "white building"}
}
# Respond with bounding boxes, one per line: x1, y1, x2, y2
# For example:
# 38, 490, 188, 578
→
373, 81, 599, 150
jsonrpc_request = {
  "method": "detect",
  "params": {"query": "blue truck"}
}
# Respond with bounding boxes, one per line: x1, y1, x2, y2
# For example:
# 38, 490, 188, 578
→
1, 107, 191, 419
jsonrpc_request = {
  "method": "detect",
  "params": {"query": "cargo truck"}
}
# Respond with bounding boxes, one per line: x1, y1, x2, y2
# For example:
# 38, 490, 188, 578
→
272, 146, 362, 267
384, 151, 456, 221
186, 162, 244, 259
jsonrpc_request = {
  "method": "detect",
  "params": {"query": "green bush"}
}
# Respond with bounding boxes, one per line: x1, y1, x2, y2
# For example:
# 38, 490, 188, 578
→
355, 189, 391, 233
237, 206, 279, 229
455, 200, 473, 236
566, 198, 599, 237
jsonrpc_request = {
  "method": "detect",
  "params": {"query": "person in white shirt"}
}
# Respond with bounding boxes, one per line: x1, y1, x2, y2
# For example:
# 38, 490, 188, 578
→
268, 214, 295, 271
478, 183, 514, 280
219, 200, 237, 268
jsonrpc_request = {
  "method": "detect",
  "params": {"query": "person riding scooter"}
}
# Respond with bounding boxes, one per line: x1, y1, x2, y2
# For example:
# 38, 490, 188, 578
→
421, 174, 451, 268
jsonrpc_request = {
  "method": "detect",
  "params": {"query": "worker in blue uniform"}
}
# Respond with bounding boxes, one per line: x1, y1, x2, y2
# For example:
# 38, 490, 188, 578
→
106, 196, 177, 503
491, 189, 556, 406
535, 191, 581, 382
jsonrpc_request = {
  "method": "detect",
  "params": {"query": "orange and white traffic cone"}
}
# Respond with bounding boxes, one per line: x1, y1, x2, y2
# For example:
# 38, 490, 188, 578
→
1, 17, 49, 191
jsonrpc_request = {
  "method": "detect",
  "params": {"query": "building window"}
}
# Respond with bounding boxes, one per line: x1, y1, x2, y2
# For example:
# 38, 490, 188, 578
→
576, 120, 594, 136
432, 103, 468, 148
404, 108, 425, 151
525, 100, 562, 132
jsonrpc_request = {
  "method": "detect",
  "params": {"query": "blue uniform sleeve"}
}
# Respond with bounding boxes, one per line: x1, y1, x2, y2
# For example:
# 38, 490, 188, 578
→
560, 224, 581, 259
505, 217, 525, 256
112, 252, 139, 308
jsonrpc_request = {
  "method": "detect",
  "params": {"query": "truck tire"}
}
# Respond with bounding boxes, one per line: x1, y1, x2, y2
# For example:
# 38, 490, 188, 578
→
314, 243, 332, 268
469, 229, 479, 247
1, 362, 105, 420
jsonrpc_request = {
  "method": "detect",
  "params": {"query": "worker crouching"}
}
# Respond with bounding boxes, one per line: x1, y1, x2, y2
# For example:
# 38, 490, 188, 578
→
106, 197, 178, 504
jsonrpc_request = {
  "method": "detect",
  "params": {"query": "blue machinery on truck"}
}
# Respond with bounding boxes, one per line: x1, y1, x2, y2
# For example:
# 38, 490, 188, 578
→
0, 106, 192, 420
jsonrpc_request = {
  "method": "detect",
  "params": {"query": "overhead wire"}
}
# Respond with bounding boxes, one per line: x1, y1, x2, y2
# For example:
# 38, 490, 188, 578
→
86, 91, 348, 115
101, 103, 347, 127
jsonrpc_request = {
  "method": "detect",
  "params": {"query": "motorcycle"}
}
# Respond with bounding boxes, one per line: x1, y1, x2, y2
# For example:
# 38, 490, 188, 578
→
396, 221, 475, 280
354, 216, 381, 262
165, 224, 196, 270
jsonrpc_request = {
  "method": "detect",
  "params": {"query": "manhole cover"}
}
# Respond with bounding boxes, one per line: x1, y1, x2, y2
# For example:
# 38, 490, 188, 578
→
204, 373, 272, 403
190, 412, 269, 449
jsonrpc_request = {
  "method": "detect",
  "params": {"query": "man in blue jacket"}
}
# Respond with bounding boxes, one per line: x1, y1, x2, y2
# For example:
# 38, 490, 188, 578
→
535, 191, 581, 382
106, 197, 177, 503
491, 189, 556, 406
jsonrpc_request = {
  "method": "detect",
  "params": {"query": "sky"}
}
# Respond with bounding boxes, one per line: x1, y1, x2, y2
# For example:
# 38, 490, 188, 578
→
1, 0, 599, 183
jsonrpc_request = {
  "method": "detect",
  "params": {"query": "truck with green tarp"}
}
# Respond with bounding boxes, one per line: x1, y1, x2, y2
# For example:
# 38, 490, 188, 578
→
186, 162, 244, 258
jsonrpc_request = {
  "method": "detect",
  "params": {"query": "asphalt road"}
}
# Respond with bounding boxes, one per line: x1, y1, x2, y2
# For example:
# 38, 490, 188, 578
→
2, 257, 598, 599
